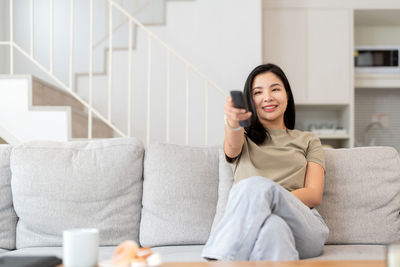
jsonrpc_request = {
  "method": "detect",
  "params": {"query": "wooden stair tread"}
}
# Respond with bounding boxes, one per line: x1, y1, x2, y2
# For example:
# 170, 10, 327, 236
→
31, 76, 113, 139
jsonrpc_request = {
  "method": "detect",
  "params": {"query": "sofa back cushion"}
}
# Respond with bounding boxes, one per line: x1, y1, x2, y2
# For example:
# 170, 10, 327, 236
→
140, 143, 219, 247
317, 147, 400, 244
212, 146, 400, 245
0, 145, 17, 250
10, 138, 144, 249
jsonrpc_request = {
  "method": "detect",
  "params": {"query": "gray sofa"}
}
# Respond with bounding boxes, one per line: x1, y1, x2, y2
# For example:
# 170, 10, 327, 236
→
0, 138, 399, 262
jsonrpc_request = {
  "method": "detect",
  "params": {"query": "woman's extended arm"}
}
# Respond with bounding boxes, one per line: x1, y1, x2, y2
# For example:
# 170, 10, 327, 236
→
291, 162, 325, 208
223, 97, 252, 159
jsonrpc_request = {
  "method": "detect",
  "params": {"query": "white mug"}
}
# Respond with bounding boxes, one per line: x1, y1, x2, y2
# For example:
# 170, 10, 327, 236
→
387, 242, 400, 267
63, 228, 99, 267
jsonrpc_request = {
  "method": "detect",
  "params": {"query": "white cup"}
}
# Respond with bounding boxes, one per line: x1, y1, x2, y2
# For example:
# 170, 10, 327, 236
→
387, 242, 400, 267
63, 228, 99, 267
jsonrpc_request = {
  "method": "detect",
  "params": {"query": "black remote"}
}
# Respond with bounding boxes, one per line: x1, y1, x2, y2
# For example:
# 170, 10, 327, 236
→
0, 256, 62, 267
230, 91, 250, 127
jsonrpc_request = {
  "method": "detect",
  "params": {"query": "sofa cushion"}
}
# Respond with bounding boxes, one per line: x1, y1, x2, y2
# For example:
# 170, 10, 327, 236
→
0, 248, 9, 255
140, 143, 219, 247
0, 145, 17, 250
10, 138, 144, 249
210, 149, 234, 231
317, 147, 400, 244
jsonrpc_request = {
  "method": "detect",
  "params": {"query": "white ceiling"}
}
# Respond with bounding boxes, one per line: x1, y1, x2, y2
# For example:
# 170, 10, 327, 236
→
355, 10, 400, 26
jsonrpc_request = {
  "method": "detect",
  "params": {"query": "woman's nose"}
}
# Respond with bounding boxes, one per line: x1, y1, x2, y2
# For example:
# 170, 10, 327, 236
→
263, 94, 273, 102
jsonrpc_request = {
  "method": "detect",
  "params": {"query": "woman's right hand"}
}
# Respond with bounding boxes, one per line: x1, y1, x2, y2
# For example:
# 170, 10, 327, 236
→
224, 97, 252, 128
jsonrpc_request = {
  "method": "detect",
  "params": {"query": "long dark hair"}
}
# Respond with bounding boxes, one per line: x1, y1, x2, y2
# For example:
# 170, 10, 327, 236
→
243, 63, 295, 145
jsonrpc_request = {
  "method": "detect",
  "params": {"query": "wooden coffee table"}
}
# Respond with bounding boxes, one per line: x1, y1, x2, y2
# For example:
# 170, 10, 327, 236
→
160, 260, 385, 267
59, 260, 385, 267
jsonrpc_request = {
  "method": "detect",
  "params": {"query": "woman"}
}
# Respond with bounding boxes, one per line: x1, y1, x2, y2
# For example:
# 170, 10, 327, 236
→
201, 63, 329, 261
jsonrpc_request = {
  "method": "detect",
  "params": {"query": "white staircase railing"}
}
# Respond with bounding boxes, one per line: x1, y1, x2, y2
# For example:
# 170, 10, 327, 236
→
0, 0, 227, 146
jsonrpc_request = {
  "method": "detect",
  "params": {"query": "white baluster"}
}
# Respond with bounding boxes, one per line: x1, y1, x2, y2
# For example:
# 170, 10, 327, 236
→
186, 65, 189, 145
30, 0, 34, 57
146, 34, 152, 146
88, 0, 94, 139
108, 1, 113, 122
127, 20, 133, 137
49, 0, 53, 73
205, 80, 209, 146
10, 0, 13, 75
166, 50, 171, 143
69, 0, 74, 89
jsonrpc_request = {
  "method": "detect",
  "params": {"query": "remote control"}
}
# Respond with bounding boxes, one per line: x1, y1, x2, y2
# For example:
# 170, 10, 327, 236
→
230, 91, 250, 127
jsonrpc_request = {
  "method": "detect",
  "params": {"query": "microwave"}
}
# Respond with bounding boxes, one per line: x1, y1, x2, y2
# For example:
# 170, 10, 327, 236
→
354, 46, 399, 73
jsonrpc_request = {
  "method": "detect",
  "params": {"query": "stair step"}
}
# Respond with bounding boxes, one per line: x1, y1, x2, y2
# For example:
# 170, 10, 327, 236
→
32, 77, 85, 112
32, 76, 114, 139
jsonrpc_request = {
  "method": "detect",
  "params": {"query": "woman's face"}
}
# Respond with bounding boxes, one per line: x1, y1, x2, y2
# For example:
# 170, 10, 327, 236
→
251, 71, 288, 129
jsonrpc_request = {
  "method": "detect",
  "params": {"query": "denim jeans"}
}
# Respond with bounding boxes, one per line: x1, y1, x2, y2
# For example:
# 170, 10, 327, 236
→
202, 176, 329, 261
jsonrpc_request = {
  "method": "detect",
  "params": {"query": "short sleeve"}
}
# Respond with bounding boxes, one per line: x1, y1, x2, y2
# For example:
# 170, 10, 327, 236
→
306, 133, 325, 170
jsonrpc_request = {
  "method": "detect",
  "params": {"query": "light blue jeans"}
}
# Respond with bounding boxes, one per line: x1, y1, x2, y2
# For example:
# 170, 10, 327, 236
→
202, 176, 329, 261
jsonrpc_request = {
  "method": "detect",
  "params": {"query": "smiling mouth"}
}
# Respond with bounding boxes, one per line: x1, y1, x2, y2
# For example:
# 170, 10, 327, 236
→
263, 105, 278, 112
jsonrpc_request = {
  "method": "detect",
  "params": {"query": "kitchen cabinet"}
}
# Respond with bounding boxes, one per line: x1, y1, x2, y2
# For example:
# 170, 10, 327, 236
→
307, 10, 352, 104
263, 9, 353, 104
263, 9, 308, 103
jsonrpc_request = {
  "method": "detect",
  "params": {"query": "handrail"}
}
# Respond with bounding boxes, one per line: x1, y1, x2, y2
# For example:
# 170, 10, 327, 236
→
0, 125, 21, 145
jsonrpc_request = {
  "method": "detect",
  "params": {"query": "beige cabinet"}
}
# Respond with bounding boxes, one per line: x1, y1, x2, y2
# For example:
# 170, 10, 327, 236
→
263, 9, 308, 103
263, 9, 353, 104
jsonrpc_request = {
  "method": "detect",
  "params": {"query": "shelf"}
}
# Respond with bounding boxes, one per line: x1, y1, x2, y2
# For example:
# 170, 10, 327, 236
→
296, 105, 351, 148
355, 74, 400, 89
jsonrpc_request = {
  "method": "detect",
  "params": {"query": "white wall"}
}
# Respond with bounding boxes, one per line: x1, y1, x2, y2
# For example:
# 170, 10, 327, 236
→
151, 0, 262, 93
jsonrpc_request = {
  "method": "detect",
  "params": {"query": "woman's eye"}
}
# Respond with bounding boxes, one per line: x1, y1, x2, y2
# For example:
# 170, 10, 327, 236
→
253, 91, 261, 95
272, 88, 280, 92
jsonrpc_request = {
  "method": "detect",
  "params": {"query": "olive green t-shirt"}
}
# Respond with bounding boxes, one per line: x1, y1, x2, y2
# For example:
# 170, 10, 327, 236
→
230, 128, 325, 191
